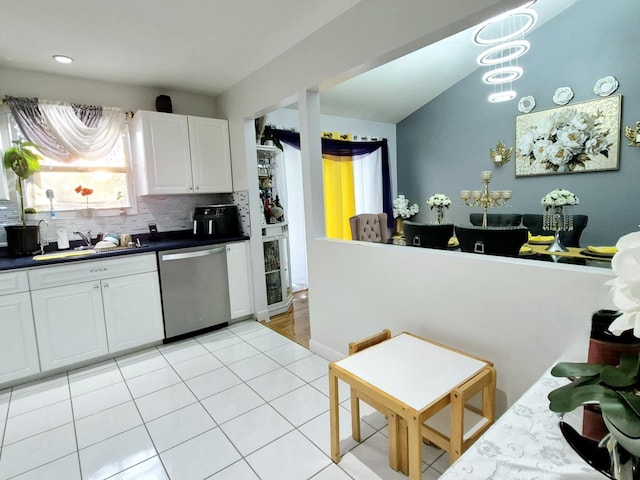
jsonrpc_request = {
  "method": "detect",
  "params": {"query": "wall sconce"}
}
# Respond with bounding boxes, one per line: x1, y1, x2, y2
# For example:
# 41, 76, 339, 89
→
625, 122, 640, 147
489, 140, 513, 166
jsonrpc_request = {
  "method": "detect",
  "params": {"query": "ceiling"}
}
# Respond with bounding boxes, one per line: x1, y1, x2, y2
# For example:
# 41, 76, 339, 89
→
0, 0, 362, 96
320, 0, 580, 123
1, 0, 578, 125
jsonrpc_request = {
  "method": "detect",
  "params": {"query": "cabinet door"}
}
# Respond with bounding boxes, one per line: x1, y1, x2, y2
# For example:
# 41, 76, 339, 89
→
102, 272, 164, 353
226, 242, 253, 319
0, 292, 40, 384
31, 282, 108, 371
188, 116, 233, 193
135, 111, 193, 194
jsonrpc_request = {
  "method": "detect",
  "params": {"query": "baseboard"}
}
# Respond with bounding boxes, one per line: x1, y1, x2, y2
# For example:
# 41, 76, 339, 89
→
309, 338, 344, 362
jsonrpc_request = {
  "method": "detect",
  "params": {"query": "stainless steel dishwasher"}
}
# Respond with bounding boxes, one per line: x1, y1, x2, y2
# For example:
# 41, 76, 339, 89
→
157, 244, 230, 340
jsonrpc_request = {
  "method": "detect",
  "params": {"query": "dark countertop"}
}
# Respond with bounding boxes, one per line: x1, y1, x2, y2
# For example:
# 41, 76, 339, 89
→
0, 231, 250, 272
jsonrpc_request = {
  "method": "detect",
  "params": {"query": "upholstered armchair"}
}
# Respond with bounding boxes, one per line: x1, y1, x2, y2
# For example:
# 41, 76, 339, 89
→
522, 214, 588, 247
455, 225, 529, 257
403, 221, 454, 250
349, 213, 389, 243
469, 213, 522, 227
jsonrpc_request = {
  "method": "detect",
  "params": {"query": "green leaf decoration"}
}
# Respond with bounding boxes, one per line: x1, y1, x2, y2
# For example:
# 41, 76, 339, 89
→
601, 396, 640, 439
620, 353, 640, 378
2, 140, 43, 180
548, 384, 618, 413
601, 365, 637, 388
620, 392, 640, 421
550, 362, 607, 378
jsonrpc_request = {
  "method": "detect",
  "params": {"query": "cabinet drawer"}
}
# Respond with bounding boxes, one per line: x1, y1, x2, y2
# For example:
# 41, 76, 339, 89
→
0, 270, 29, 295
28, 253, 158, 290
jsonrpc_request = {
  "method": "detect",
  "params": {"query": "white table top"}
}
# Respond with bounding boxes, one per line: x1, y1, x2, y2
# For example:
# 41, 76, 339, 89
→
334, 333, 489, 411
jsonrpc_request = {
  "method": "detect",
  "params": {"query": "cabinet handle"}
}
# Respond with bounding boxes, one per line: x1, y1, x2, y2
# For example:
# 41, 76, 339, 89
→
103, 282, 109, 288
195, 186, 200, 190
93, 284, 100, 289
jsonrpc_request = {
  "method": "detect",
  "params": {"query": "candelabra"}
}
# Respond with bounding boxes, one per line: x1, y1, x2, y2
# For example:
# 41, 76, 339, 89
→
460, 171, 512, 228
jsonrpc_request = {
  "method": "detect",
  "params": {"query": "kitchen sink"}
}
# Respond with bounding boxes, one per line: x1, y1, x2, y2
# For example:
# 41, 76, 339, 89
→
33, 249, 96, 261
33, 245, 141, 261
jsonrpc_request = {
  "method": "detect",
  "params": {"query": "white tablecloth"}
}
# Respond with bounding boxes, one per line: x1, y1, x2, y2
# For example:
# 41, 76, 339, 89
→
439, 371, 605, 480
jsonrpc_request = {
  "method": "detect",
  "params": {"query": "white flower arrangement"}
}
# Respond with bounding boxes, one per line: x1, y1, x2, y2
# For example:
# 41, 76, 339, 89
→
426, 193, 451, 209
606, 231, 640, 336
541, 188, 579, 209
392, 194, 419, 219
517, 107, 612, 173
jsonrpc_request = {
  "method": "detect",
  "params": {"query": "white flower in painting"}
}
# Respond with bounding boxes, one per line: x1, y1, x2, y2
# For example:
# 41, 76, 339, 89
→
606, 232, 640, 336
392, 194, 419, 219
517, 130, 537, 157
547, 143, 573, 166
532, 138, 553, 162
557, 127, 588, 154
571, 111, 595, 131
518, 105, 611, 173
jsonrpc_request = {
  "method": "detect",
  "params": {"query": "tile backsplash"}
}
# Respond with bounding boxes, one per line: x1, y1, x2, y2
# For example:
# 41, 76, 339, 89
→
0, 191, 251, 246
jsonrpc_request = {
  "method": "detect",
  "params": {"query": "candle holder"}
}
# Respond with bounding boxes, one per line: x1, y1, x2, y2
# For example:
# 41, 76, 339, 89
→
460, 171, 512, 228
489, 140, 513, 166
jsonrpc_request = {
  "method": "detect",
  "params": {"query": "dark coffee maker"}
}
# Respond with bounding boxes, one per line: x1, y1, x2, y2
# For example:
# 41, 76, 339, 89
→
192, 204, 239, 237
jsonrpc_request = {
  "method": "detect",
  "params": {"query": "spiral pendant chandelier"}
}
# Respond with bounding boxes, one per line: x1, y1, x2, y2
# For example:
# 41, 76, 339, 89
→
473, 1, 538, 102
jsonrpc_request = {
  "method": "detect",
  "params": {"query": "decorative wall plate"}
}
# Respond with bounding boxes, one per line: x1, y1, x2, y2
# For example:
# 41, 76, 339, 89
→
518, 96, 536, 113
594, 76, 619, 96
553, 87, 574, 105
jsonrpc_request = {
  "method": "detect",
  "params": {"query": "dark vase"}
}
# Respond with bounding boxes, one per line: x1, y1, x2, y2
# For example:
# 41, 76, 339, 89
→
155, 95, 173, 113
4, 225, 39, 256
584, 310, 640, 442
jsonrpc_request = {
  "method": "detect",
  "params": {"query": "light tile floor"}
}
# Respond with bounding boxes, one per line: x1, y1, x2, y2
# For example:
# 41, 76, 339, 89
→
0, 320, 448, 479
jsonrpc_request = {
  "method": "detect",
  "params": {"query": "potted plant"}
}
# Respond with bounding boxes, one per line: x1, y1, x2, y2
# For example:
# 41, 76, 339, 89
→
2, 140, 43, 256
548, 231, 640, 478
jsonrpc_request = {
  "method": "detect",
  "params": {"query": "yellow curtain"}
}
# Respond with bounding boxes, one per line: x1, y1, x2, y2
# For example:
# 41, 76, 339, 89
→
322, 132, 355, 239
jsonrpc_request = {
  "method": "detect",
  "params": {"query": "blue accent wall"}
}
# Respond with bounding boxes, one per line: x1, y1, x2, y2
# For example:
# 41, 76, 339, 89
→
397, 0, 640, 246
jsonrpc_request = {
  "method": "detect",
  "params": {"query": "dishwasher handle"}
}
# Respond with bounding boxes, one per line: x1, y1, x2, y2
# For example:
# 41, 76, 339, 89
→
161, 246, 225, 261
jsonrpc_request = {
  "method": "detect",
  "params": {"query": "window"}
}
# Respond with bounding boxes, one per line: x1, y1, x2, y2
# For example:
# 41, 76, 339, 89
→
5, 111, 134, 214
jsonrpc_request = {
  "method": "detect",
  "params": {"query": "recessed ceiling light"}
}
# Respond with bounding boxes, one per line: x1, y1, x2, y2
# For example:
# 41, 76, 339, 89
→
53, 55, 73, 64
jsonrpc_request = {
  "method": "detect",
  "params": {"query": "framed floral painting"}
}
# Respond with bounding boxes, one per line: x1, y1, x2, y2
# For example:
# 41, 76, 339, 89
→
515, 95, 621, 177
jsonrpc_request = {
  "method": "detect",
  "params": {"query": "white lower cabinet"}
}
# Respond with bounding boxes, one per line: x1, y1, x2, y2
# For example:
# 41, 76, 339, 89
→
28, 254, 163, 372
0, 270, 40, 383
226, 241, 253, 319
102, 271, 163, 352
31, 282, 108, 372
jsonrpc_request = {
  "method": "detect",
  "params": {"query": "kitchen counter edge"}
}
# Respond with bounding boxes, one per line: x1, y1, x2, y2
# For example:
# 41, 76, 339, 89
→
0, 235, 250, 272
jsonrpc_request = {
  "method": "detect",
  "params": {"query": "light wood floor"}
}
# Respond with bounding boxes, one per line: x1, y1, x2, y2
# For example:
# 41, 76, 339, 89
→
261, 290, 310, 348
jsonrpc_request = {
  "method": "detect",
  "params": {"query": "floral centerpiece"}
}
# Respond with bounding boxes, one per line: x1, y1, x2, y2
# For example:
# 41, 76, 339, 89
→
392, 194, 419, 219
391, 194, 419, 242
541, 189, 579, 251
518, 107, 612, 173
541, 188, 580, 209
548, 231, 640, 478
426, 193, 451, 224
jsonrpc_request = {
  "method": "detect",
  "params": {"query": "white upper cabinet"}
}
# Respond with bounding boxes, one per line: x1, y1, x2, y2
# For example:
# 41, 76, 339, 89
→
131, 110, 232, 195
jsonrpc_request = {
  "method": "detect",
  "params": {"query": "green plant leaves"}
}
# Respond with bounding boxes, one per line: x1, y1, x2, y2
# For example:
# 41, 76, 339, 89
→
548, 384, 618, 413
550, 362, 607, 378
2, 140, 42, 180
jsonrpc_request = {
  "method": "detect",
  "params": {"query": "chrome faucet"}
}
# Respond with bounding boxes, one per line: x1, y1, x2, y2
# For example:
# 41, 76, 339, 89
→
37, 219, 49, 255
73, 230, 92, 247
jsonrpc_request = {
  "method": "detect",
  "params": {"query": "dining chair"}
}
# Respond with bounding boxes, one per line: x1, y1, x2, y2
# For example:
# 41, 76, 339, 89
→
349, 213, 389, 243
469, 213, 522, 227
522, 214, 588, 247
455, 225, 529, 257
403, 221, 454, 250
